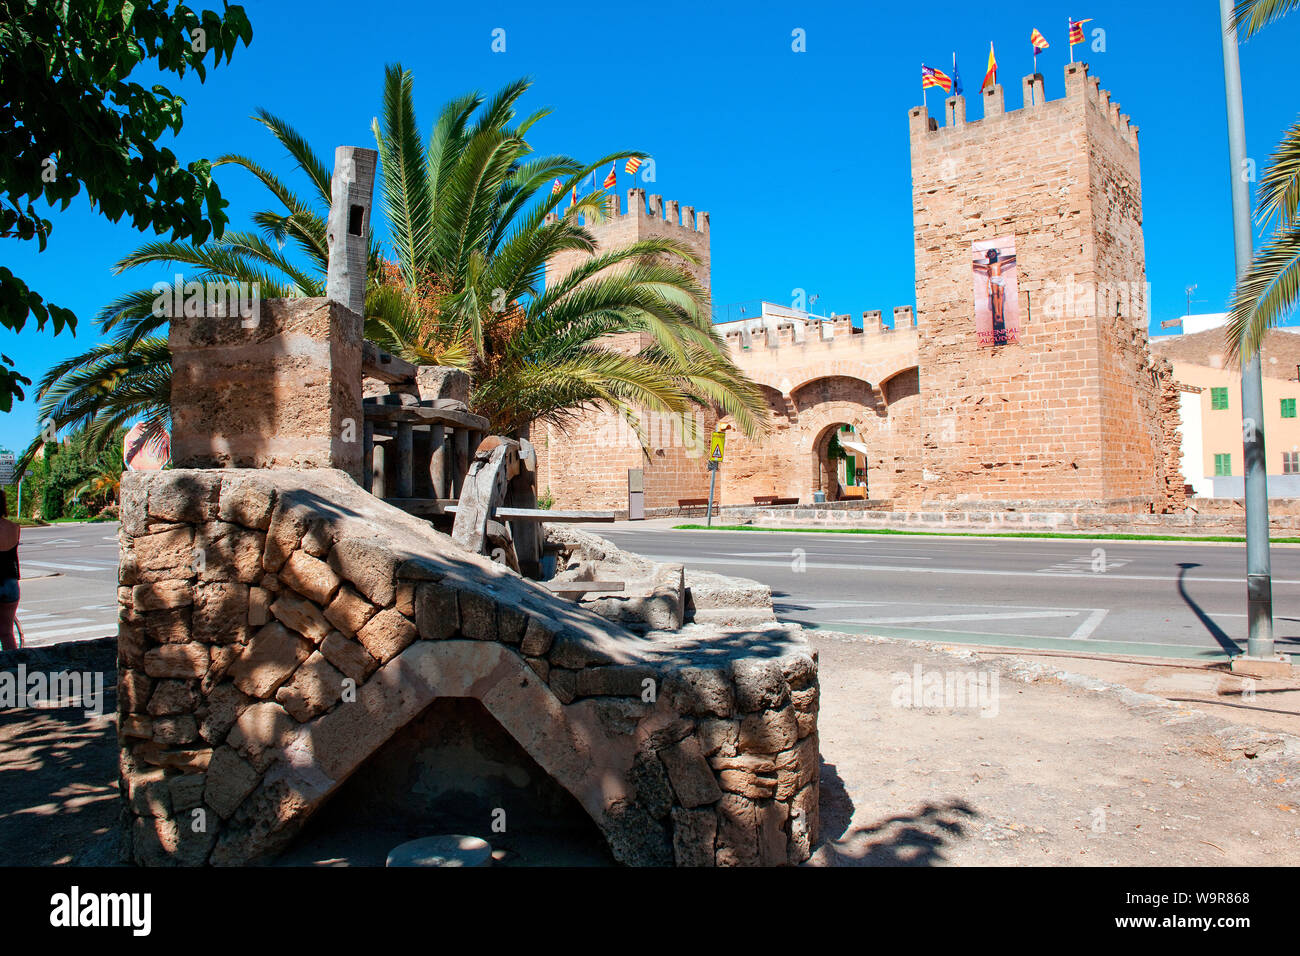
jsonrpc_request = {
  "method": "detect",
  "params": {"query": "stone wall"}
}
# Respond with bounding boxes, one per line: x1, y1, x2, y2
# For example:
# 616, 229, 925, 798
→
117, 468, 819, 866
170, 298, 363, 482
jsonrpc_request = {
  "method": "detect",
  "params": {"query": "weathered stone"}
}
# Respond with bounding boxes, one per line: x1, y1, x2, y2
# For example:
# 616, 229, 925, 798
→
715, 792, 760, 866
147, 471, 219, 525
731, 658, 790, 712
395, 581, 415, 617
710, 754, 777, 773
790, 780, 819, 862
779, 653, 818, 692
120, 670, 154, 713
197, 522, 265, 584
327, 538, 397, 606
355, 607, 417, 663
132, 526, 196, 578
791, 684, 819, 740
226, 700, 297, 772
192, 582, 250, 644
132, 812, 217, 866
644, 717, 695, 750
323, 585, 377, 636
669, 666, 734, 718
524, 656, 549, 682
757, 799, 790, 866
270, 592, 332, 643
458, 589, 497, 641
204, 746, 262, 819
133, 741, 213, 772
143, 643, 210, 679
128, 768, 171, 817
132, 580, 194, 612
718, 769, 778, 799
320, 631, 378, 683
671, 807, 718, 867
248, 586, 272, 627
279, 550, 342, 605
775, 734, 819, 800
227, 621, 312, 699
218, 473, 275, 530
140, 606, 191, 644
118, 622, 147, 669
630, 751, 674, 820
603, 798, 674, 867
576, 664, 655, 698
263, 498, 311, 573
548, 667, 577, 704
152, 715, 199, 745
198, 682, 251, 745
698, 718, 739, 758
519, 616, 555, 656
498, 604, 526, 644
169, 772, 207, 812
739, 705, 799, 753
202, 645, 241, 695
275, 651, 345, 721
120, 714, 153, 739
300, 518, 334, 558
658, 735, 722, 808
413, 583, 457, 640
147, 679, 197, 716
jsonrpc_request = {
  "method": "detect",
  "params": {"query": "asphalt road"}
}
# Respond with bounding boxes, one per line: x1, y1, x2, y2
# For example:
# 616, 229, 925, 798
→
11, 522, 120, 648
594, 524, 1300, 662
12, 520, 1300, 663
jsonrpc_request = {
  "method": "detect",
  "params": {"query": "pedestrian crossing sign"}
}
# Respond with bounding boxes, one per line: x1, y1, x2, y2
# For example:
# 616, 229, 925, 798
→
709, 431, 726, 463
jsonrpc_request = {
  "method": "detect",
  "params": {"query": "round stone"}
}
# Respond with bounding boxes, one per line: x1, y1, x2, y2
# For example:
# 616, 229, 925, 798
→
386, 835, 493, 868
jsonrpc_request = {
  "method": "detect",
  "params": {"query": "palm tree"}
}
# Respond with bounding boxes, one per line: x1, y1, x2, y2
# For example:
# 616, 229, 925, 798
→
29, 70, 766, 470
73, 439, 127, 511
370, 65, 767, 438
1225, 0, 1300, 360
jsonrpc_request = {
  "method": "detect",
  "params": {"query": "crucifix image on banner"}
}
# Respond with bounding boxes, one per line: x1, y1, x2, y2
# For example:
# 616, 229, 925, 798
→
972, 236, 1020, 347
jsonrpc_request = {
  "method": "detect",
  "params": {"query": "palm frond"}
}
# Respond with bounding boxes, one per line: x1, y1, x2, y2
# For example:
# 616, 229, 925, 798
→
1226, 227, 1300, 361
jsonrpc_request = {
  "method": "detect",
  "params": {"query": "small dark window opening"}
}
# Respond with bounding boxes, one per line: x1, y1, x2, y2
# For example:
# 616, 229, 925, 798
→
348, 204, 364, 236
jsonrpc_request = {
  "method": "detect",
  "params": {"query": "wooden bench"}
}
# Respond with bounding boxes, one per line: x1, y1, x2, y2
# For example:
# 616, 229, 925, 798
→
677, 497, 717, 517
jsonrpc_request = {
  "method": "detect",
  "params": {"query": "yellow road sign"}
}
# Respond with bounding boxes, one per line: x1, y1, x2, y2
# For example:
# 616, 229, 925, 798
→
709, 431, 726, 463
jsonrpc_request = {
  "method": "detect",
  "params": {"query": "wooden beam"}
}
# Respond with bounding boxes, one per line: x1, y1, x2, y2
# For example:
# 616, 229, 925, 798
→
540, 581, 626, 595
363, 403, 490, 432
383, 497, 458, 517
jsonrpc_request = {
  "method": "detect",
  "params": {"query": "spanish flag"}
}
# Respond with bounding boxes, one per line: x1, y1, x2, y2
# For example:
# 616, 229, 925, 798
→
570, 185, 578, 212
1031, 28, 1049, 53
981, 42, 997, 92
625, 156, 642, 176
921, 65, 953, 93
603, 163, 617, 189
1069, 18, 1092, 46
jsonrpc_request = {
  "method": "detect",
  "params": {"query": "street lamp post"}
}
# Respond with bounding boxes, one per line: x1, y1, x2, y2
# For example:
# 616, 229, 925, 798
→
1219, 0, 1277, 665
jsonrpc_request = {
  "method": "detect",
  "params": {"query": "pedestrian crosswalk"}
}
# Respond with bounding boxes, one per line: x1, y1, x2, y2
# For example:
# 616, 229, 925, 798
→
13, 606, 119, 647
23, 558, 119, 574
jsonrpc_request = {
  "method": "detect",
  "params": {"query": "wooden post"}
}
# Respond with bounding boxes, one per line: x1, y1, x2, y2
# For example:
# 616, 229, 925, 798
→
396, 421, 414, 498
429, 423, 448, 499
362, 419, 374, 493
452, 428, 471, 497
326, 146, 378, 319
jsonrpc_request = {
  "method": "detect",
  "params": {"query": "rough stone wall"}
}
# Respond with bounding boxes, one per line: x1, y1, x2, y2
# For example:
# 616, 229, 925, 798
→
170, 298, 363, 482
117, 468, 819, 866
909, 63, 1170, 507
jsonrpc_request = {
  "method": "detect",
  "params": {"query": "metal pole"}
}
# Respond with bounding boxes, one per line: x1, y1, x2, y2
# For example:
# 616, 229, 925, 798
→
1220, 0, 1274, 659
706, 461, 718, 528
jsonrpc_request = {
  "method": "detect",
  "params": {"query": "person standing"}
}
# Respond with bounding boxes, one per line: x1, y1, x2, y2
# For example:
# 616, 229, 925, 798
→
0, 495, 20, 651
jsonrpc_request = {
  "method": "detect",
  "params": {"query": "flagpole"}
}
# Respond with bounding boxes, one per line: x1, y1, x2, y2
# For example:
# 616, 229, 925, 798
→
1069, 17, 1074, 63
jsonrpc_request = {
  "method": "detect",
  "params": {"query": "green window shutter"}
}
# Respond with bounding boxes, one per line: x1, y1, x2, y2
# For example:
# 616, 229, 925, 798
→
1214, 453, 1232, 476
1282, 398, 1296, 419
1211, 387, 1229, 410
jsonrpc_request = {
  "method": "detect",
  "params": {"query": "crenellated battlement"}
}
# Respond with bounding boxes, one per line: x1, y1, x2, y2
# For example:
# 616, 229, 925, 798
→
909, 62, 1139, 154
720, 306, 917, 352
546, 188, 709, 234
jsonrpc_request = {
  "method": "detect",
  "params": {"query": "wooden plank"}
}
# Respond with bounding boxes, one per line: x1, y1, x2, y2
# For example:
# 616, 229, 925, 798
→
540, 581, 626, 595
384, 498, 458, 517
364, 403, 490, 431
361, 342, 416, 384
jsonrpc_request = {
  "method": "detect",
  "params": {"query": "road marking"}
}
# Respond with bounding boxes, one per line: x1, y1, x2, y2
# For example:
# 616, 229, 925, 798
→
21, 617, 93, 632
841, 610, 1081, 625
22, 559, 115, 572
629, 553, 1300, 585
20, 623, 115, 640
1070, 608, 1109, 640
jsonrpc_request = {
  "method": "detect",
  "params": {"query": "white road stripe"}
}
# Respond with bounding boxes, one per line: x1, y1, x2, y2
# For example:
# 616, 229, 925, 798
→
23, 560, 113, 572
841, 610, 1081, 625
1070, 608, 1109, 640
21, 618, 94, 632
20, 623, 116, 640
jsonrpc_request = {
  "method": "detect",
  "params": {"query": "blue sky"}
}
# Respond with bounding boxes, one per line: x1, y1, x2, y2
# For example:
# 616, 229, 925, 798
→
2, 0, 1296, 452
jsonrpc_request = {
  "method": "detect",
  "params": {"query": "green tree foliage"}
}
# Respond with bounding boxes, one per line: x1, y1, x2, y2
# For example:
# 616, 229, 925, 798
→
0, 0, 253, 409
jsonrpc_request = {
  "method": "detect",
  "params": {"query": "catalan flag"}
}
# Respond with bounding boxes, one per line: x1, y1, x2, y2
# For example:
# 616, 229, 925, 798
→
1069, 18, 1092, 46
981, 42, 997, 92
1031, 28, 1049, 53
625, 156, 642, 176
551, 178, 561, 195
603, 162, 617, 189
921, 64, 952, 94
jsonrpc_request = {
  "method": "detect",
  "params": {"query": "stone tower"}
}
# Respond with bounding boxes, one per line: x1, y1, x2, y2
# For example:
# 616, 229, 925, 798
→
909, 62, 1176, 508
536, 189, 717, 511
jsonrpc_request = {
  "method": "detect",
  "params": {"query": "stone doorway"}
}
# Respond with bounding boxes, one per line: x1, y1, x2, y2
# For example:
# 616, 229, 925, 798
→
813, 423, 867, 501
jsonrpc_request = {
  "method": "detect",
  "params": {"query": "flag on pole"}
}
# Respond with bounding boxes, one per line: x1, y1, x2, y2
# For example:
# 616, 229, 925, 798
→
625, 156, 642, 176
952, 53, 963, 96
570, 185, 578, 212
1069, 18, 1091, 47
603, 162, 617, 189
551, 178, 562, 195
921, 65, 953, 93
1030, 28, 1050, 54
981, 42, 997, 92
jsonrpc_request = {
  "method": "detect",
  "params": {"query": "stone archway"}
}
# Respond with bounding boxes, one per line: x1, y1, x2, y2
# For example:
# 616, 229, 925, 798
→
811, 422, 866, 501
